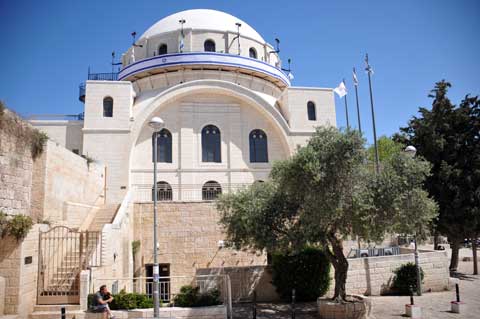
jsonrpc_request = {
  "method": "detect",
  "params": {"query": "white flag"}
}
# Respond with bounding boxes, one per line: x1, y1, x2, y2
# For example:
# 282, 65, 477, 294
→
288, 72, 294, 80
352, 69, 359, 86
179, 37, 185, 52
334, 81, 347, 98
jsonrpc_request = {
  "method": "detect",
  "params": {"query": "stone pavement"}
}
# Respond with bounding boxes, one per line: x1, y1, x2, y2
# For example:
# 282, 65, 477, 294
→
232, 247, 479, 319
369, 247, 479, 319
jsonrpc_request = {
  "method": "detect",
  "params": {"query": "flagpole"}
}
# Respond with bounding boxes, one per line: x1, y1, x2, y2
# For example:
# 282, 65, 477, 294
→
365, 54, 379, 174
353, 67, 362, 134
343, 79, 350, 129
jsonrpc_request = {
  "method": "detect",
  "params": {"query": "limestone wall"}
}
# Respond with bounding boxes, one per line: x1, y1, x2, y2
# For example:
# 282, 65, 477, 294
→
345, 250, 450, 296
0, 112, 35, 218
32, 140, 105, 225
0, 224, 48, 315
133, 202, 266, 294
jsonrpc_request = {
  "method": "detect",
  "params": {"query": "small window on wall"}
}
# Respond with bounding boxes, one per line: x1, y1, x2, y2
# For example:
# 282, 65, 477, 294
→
249, 129, 268, 163
151, 181, 172, 201
202, 181, 222, 200
204, 40, 216, 52
202, 125, 221, 162
103, 97, 113, 117
307, 101, 316, 121
158, 44, 167, 55
249, 47, 257, 59
152, 129, 172, 163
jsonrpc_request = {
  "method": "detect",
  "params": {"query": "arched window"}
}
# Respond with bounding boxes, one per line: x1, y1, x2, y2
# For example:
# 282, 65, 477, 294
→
158, 44, 168, 55
152, 129, 172, 163
151, 181, 172, 201
307, 101, 316, 121
204, 40, 216, 52
202, 181, 222, 200
249, 47, 257, 59
103, 97, 113, 117
202, 125, 221, 162
249, 129, 268, 163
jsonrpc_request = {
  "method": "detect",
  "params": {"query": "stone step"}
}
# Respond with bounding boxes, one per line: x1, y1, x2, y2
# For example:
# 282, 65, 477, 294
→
29, 310, 83, 319
33, 304, 80, 312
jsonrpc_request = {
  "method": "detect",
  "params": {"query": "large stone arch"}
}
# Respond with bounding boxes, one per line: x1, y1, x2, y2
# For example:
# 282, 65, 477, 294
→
129, 79, 293, 163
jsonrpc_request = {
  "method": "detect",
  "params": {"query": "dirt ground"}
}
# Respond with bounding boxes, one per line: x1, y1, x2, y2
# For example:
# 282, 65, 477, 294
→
233, 246, 479, 319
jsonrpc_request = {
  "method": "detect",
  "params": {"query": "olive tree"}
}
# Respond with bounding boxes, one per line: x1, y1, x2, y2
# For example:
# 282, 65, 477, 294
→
218, 127, 437, 301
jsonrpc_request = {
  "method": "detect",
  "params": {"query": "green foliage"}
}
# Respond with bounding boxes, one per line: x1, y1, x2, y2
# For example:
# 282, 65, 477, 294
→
0, 213, 34, 241
397, 81, 480, 269
218, 127, 437, 301
173, 285, 221, 307
0, 101, 48, 160
368, 136, 403, 163
271, 247, 331, 301
392, 262, 424, 295
87, 292, 154, 310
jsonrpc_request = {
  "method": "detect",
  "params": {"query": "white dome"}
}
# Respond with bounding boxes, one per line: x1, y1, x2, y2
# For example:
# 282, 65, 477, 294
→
140, 9, 266, 43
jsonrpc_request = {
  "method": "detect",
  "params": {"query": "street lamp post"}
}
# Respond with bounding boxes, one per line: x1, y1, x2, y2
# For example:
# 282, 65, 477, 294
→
405, 145, 422, 296
149, 116, 164, 318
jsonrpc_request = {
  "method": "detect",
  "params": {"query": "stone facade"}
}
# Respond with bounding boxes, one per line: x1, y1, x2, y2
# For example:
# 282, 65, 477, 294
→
344, 250, 450, 296
0, 112, 35, 218
133, 202, 266, 294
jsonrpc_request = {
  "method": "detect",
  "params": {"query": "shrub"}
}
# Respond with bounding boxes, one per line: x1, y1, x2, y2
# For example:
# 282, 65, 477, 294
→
0, 213, 34, 240
271, 247, 331, 302
173, 285, 221, 307
0, 211, 8, 237
88, 292, 154, 310
392, 262, 424, 295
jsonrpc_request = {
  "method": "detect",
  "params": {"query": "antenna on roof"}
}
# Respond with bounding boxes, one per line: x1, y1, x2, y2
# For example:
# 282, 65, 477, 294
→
131, 31, 143, 48
281, 58, 292, 72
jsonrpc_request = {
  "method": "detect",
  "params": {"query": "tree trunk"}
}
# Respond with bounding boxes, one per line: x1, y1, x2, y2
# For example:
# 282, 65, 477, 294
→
325, 235, 349, 302
472, 236, 478, 275
449, 238, 461, 273
433, 231, 439, 250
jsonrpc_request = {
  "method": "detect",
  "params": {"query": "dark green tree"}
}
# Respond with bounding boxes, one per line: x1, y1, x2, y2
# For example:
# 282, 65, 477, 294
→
218, 127, 437, 301
396, 81, 480, 272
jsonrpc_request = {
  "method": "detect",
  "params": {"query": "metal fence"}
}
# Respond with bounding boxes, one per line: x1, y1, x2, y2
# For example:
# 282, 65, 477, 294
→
133, 183, 253, 202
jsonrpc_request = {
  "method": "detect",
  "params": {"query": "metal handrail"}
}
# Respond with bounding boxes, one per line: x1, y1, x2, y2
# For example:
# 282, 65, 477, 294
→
88, 72, 118, 81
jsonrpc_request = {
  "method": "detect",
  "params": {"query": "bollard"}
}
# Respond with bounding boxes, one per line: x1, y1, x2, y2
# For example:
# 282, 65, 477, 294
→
405, 286, 421, 318
61, 306, 66, 319
252, 290, 257, 319
451, 283, 464, 314
291, 288, 296, 319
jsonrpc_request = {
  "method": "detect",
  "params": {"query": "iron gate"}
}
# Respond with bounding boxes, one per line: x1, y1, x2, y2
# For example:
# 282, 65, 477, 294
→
37, 226, 101, 304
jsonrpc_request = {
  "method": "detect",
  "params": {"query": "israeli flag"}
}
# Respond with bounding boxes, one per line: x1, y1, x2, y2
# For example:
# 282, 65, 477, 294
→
288, 72, 294, 81
179, 36, 185, 52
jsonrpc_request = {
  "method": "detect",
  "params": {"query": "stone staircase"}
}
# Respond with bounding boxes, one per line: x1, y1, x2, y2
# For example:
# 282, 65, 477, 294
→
88, 204, 120, 231
29, 305, 82, 319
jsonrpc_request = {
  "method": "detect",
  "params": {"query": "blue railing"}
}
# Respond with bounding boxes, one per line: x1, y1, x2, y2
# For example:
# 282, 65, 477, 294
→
79, 83, 86, 102
88, 72, 118, 81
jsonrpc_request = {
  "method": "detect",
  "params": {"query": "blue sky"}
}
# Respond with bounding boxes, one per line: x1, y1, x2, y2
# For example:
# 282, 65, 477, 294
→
1, 0, 478, 144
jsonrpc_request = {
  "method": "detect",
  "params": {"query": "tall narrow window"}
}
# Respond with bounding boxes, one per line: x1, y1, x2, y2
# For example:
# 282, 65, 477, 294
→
152, 129, 172, 163
204, 40, 216, 52
158, 44, 168, 55
202, 125, 221, 162
249, 47, 257, 59
103, 97, 113, 117
307, 101, 316, 121
202, 181, 222, 200
249, 129, 268, 163
151, 181, 172, 201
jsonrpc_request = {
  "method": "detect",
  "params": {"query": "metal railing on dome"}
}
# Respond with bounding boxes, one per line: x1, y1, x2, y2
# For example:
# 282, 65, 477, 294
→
87, 72, 118, 81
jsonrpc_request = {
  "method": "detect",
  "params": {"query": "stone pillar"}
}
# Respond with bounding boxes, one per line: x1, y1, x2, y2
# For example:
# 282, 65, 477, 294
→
80, 270, 90, 311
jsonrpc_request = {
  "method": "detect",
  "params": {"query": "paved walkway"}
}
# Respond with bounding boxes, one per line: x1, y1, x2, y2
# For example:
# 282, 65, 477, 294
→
233, 247, 479, 319
369, 247, 479, 319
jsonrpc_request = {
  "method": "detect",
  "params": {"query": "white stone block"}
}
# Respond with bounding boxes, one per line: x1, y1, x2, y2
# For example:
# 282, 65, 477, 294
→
405, 304, 421, 318
451, 301, 465, 314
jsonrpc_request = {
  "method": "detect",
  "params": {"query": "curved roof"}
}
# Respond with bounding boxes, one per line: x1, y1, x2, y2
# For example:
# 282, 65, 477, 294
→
140, 9, 266, 43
